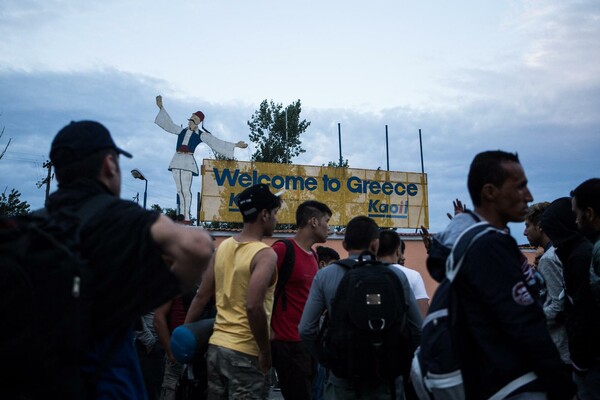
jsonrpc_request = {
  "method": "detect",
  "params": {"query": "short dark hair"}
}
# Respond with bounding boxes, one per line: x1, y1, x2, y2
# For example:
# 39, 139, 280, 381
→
344, 216, 379, 251
377, 229, 400, 258
468, 150, 520, 207
53, 148, 117, 185
571, 178, 600, 215
524, 202, 551, 226
316, 246, 340, 264
296, 200, 332, 228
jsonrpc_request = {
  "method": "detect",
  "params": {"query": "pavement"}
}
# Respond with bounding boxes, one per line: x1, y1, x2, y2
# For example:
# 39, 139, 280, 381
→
269, 388, 284, 399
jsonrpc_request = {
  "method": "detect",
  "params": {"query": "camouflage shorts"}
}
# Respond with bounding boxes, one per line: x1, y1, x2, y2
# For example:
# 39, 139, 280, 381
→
206, 344, 270, 400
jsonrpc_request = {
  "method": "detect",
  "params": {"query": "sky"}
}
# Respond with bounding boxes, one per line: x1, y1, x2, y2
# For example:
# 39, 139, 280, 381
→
0, 0, 599, 243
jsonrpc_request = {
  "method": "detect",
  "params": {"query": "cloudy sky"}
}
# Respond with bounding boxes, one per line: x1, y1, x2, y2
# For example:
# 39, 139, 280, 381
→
1, 0, 598, 242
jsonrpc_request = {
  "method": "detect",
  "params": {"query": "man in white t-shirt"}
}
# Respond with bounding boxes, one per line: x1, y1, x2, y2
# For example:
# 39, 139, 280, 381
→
377, 230, 430, 317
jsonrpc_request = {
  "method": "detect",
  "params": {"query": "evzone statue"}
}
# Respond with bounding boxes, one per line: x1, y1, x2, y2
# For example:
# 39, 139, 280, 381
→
154, 95, 248, 221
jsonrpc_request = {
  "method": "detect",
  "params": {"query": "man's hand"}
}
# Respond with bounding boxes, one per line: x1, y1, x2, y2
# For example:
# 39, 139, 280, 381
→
453, 199, 466, 215
166, 349, 176, 364
446, 199, 467, 220
235, 141, 248, 149
420, 225, 433, 252
258, 348, 271, 374
156, 95, 163, 109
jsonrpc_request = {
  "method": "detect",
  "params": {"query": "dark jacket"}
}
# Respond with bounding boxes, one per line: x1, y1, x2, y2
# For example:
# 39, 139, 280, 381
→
453, 228, 575, 399
541, 197, 600, 372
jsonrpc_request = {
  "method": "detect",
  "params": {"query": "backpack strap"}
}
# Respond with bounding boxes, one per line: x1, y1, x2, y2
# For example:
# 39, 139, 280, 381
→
273, 239, 296, 311
333, 258, 356, 270
446, 222, 501, 282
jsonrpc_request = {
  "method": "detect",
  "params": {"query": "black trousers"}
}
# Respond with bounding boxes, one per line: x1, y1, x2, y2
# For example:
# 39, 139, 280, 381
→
271, 340, 315, 400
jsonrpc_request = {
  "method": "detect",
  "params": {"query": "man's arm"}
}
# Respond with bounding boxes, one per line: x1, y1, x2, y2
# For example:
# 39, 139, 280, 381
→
538, 252, 565, 322
298, 270, 328, 359
246, 247, 277, 374
185, 259, 215, 324
150, 215, 214, 287
416, 299, 430, 319
393, 269, 423, 348
153, 299, 175, 363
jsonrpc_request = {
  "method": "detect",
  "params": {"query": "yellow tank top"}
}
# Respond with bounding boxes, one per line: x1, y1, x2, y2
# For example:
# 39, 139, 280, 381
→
209, 237, 276, 356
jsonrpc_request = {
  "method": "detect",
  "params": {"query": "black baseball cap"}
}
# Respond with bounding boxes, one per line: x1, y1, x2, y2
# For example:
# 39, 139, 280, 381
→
50, 120, 132, 165
236, 184, 283, 216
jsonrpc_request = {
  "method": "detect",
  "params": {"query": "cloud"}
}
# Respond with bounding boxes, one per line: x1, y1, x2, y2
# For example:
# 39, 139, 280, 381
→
1, 1, 598, 244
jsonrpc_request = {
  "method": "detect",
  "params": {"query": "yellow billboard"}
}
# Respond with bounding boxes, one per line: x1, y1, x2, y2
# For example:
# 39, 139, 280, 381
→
200, 159, 429, 229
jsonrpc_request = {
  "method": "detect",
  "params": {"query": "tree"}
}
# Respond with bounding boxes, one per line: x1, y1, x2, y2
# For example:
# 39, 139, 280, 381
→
248, 99, 310, 163
0, 188, 31, 217
327, 159, 349, 168
150, 204, 177, 220
0, 117, 12, 161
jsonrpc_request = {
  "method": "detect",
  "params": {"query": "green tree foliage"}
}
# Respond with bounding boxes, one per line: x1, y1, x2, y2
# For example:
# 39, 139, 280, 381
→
150, 204, 177, 220
327, 159, 349, 168
248, 99, 310, 163
0, 188, 31, 217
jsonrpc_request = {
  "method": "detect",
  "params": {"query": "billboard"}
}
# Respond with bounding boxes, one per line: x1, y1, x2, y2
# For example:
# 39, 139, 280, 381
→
200, 159, 429, 228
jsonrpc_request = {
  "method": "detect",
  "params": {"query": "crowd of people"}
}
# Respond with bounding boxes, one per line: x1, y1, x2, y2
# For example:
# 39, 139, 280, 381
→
2, 120, 599, 400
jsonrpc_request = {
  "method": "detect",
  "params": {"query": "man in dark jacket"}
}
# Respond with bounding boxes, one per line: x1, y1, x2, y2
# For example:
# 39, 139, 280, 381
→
452, 151, 575, 399
541, 196, 600, 399
43, 120, 214, 399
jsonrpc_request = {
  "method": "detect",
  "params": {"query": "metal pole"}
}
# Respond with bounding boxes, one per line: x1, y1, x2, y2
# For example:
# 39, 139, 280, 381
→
143, 180, 148, 209
285, 109, 289, 164
385, 125, 390, 171
338, 123, 343, 167
419, 129, 425, 174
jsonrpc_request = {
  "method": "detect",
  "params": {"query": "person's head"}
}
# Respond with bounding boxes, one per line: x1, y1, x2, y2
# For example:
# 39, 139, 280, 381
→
399, 238, 406, 265
316, 246, 340, 268
540, 197, 580, 249
343, 216, 380, 254
50, 121, 132, 195
188, 111, 204, 131
467, 150, 533, 226
296, 200, 332, 243
523, 202, 551, 247
377, 230, 401, 263
236, 184, 283, 235
571, 178, 600, 235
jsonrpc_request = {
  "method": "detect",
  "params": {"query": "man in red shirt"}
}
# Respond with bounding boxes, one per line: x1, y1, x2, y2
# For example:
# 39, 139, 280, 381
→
271, 200, 332, 400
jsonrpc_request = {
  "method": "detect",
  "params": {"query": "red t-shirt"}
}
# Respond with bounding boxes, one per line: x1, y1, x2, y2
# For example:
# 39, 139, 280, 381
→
271, 240, 318, 342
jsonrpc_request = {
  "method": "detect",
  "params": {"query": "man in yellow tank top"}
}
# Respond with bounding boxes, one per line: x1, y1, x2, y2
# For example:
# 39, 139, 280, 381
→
186, 184, 282, 399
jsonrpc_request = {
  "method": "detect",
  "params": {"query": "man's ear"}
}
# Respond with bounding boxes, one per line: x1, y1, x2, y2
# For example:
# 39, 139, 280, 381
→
481, 183, 498, 203
369, 238, 379, 255
100, 153, 118, 178
585, 207, 596, 223
259, 208, 270, 223
311, 216, 318, 228
342, 240, 348, 251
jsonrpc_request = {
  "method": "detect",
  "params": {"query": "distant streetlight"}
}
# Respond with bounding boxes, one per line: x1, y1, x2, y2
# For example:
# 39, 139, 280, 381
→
131, 168, 148, 209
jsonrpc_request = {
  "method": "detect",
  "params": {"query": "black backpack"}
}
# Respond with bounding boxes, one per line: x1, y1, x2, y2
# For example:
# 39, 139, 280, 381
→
320, 252, 413, 389
0, 194, 116, 399
410, 221, 498, 400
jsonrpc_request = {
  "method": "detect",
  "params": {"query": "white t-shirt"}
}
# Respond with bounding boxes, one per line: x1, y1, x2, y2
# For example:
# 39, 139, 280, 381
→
392, 264, 429, 300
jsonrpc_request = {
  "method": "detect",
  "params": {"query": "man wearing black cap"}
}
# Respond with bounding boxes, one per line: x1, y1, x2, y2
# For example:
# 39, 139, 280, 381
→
47, 120, 215, 398
185, 184, 282, 399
